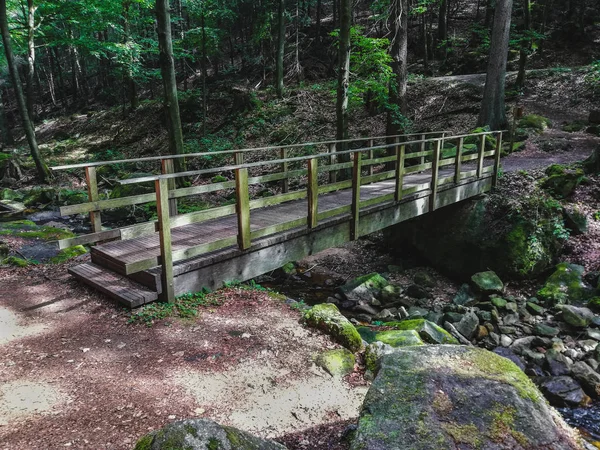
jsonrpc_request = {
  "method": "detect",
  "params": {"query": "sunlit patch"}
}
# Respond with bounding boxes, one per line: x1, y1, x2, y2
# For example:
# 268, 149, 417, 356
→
0, 307, 48, 345
0, 381, 66, 425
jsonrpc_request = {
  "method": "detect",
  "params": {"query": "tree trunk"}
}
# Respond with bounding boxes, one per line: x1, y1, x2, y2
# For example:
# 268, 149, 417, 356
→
335, 0, 351, 179
26, 0, 36, 121
478, 0, 513, 130
201, 12, 207, 135
316, 0, 322, 42
0, 0, 50, 182
437, 0, 448, 58
422, 14, 429, 72
515, 0, 531, 89
0, 89, 14, 146
484, 0, 494, 27
156, 0, 185, 171
276, 0, 285, 97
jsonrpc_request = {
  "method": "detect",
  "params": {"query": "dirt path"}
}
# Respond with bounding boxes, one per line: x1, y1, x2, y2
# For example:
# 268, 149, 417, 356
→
0, 265, 367, 449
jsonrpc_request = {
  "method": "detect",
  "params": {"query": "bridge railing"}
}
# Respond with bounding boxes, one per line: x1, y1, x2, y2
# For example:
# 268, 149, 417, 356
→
50, 130, 448, 247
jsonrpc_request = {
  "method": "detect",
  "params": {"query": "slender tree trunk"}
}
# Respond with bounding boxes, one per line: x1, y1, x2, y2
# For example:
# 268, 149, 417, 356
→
478, 0, 513, 130
26, 0, 36, 121
484, 0, 494, 27
515, 0, 531, 89
52, 47, 66, 108
335, 0, 351, 175
437, 0, 448, 59
201, 13, 207, 135
156, 0, 185, 171
422, 13, 428, 72
0, 0, 50, 181
276, 0, 285, 97
0, 89, 14, 146
316, 0, 322, 42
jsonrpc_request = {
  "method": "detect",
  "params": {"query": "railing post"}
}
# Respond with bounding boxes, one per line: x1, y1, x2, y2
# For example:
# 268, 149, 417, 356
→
85, 166, 102, 233
492, 132, 503, 187
161, 158, 178, 217
420, 133, 426, 166
156, 178, 175, 303
234, 151, 244, 166
477, 134, 486, 178
395, 139, 405, 202
235, 167, 251, 250
368, 139, 374, 176
328, 143, 337, 184
280, 147, 289, 193
350, 151, 362, 241
430, 139, 441, 212
454, 137, 464, 184
307, 158, 318, 229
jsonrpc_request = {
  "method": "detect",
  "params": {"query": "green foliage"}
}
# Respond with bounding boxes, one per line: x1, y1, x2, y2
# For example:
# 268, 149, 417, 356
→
585, 60, 600, 94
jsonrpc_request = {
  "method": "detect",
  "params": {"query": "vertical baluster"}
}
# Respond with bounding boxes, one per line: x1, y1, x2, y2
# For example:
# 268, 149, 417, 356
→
350, 151, 362, 240
280, 147, 289, 193
477, 134, 486, 178
395, 138, 405, 201
368, 139, 374, 176
85, 166, 102, 233
492, 132, 503, 187
454, 137, 464, 184
420, 133, 426, 166
430, 139, 441, 212
156, 178, 174, 303
328, 143, 337, 184
161, 158, 177, 216
307, 158, 318, 228
235, 167, 251, 250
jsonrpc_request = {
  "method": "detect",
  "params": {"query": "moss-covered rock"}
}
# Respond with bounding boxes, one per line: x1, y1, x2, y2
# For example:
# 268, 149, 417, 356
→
560, 305, 596, 328
0, 188, 23, 201
385, 319, 459, 345
350, 346, 583, 450
49, 245, 88, 264
537, 263, 594, 305
471, 271, 504, 295
338, 272, 389, 305
134, 418, 287, 450
21, 187, 58, 207
1, 255, 29, 267
0, 220, 75, 241
519, 114, 552, 132
314, 348, 356, 377
303, 304, 363, 352
374, 330, 424, 348
588, 297, 600, 313
541, 168, 587, 199
564, 206, 588, 235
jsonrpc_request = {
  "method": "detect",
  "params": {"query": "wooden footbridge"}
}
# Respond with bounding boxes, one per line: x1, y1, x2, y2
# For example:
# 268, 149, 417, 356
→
51, 130, 503, 308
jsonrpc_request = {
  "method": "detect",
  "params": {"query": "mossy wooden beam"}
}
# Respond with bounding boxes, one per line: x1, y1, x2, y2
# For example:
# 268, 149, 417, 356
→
492, 132, 503, 187
307, 158, 318, 229
351, 152, 362, 241
170, 204, 237, 228
318, 179, 353, 194
250, 217, 307, 240
317, 205, 351, 221
85, 166, 102, 233
455, 137, 464, 183
368, 139, 374, 176
161, 158, 178, 216
395, 143, 405, 201
57, 229, 121, 250
280, 147, 289, 193
60, 192, 157, 216
477, 135, 485, 178
249, 190, 306, 210
235, 167, 251, 250
430, 140, 441, 212
156, 178, 174, 303
361, 170, 395, 185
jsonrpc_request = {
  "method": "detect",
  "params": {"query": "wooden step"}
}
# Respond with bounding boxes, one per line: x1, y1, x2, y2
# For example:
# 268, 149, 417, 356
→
69, 263, 158, 308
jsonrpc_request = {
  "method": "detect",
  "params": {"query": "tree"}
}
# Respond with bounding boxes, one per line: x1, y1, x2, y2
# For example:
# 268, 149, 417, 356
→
0, 0, 50, 182
336, 0, 351, 148
386, 0, 408, 137
478, 0, 513, 130
156, 0, 185, 169
515, 0, 531, 89
275, 0, 285, 97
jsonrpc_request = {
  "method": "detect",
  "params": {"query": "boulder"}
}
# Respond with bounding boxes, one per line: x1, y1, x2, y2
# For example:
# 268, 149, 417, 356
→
374, 330, 424, 348
314, 349, 355, 378
563, 207, 588, 235
413, 271, 435, 288
133, 418, 287, 450
405, 284, 432, 299
455, 311, 480, 340
537, 263, 594, 305
351, 346, 582, 450
339, 273, 389, 305
539, 376, 591, 407
303, 304, 363, 352
534, 323, 560, 337
570, 362, 600, 398
385, 319, 458, 345
541, 167, 586, 199
588, 297, 600, 313
453, 284, 477, 307
471, 271, 504, 295
561, 305, 596, 328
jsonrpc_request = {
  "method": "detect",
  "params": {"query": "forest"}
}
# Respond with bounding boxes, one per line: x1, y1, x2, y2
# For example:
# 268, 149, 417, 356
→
0, 0, 600, 449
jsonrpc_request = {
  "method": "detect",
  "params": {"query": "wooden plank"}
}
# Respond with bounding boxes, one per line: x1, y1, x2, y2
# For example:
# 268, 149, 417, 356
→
250, 217, 307, 240
161, 158, 178, 216
477, 135, 485, 178
307, 158, 318, 228
395, 143, 405, 201
60, 192, 157, 216
172, 180, 236, 198
320, 161, 353, 173
280, 148, 289, 193
172, 236, 237, 262
455, 137, 464, 183
249, 190, 306, 210
317, 205, 351, 221
58, 228, 121, 250
351, 152, 361, 241
318, 179, 353, 194
361, 155, 397, 167
85, 166, 102, 233
234, 151, 244, 166
420, 134, 426, 166
492, 132, 503, 187
170, 204, 237, 228
430, 140, 441, 212
405, 150, 434, 159
361, 170, 396, 185
156, 178, 174, 303
360, 193, 395, 209
235, 167, 251, 250
404, 162, 433, 174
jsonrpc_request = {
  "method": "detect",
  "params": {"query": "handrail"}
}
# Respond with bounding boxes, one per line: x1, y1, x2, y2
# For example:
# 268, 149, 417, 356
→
117, 130, 504, 185
49, 130, 450, 171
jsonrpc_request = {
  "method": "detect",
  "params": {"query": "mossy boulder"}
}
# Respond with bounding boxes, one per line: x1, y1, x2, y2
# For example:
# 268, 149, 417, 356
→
0, 188, 22, 201
560, 305, 596, 328
111, 172, 156, 198
563, 207, 588, 235
49, 245, 88, 264
537, 263, 594, 305
303, 304, 363, 352
385, 319, 459, 345
374, 330, 424, 348
22, 187, 58, 207
314, 348, 355, 377
1, 256, 29, 267
350, 346, 583, 450
541, 168, 586, 199
57, 189, 89, 206
0, 220, 75, 241
384, 192, 564, 280
471, 271, 504, 295
588, 297, 600, 313
519, 114, 552, 132
339, 272, 389, 305
134, 418, 287, 450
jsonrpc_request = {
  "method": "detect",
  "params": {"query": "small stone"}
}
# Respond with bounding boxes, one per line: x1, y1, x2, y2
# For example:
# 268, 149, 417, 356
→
586, 359, 599, 371
413, 271, 435, 288
499, 326, 517, 335
540, 376, 591, 407
491, 297, 507, 309
471, 271, 504, 295
475, 325, 489, 340
534, 323, 560, 337
455, 311, 480, 340
443, 312, 464, 323
503, 313, 520, 326
505, 302, 518, 313
405, 284, 432, 300
579, 340, 598, 353
407, 306, 429, 318
500, 334, 513, 347
587, 329, 600, 341
571, 361, 600, 398
476, 310, 492, 323
168, 415, 176, 420
315, 349, 356, 378
452, 284, 477, 307
373, 309, 396, 321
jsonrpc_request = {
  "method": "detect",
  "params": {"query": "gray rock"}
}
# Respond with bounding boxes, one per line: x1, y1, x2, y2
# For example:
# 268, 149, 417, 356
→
571, 362, 600, 398
407, 306, 429, 318
425, 311, 443, 325
504, 313, 520, 326
351, 346, 581, 450
545, 351, 572, 376
413, 271, 435, 288
339, 273, 389, 305
471, 271, 504, 295
587, 329, 600, 341
579, 340, 598, 353
443, 312, 464, 323
527, 301, 545, 315
134, 418, 287, 450
586, 359, 599, 371
500, 334, 513, 347
455, 311, 479, 340
303, 304, 363, 352
510, 336, 536, 356
564, 207, 588, 235
452, 283, 477, 307
499, 325, 518, 335
534, 323, 560, 337
494, 347, 526, 371
373, 308, 396, 321
561, 305, 596, 328
405, 284, 432, 300
540, 376, 590, 407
